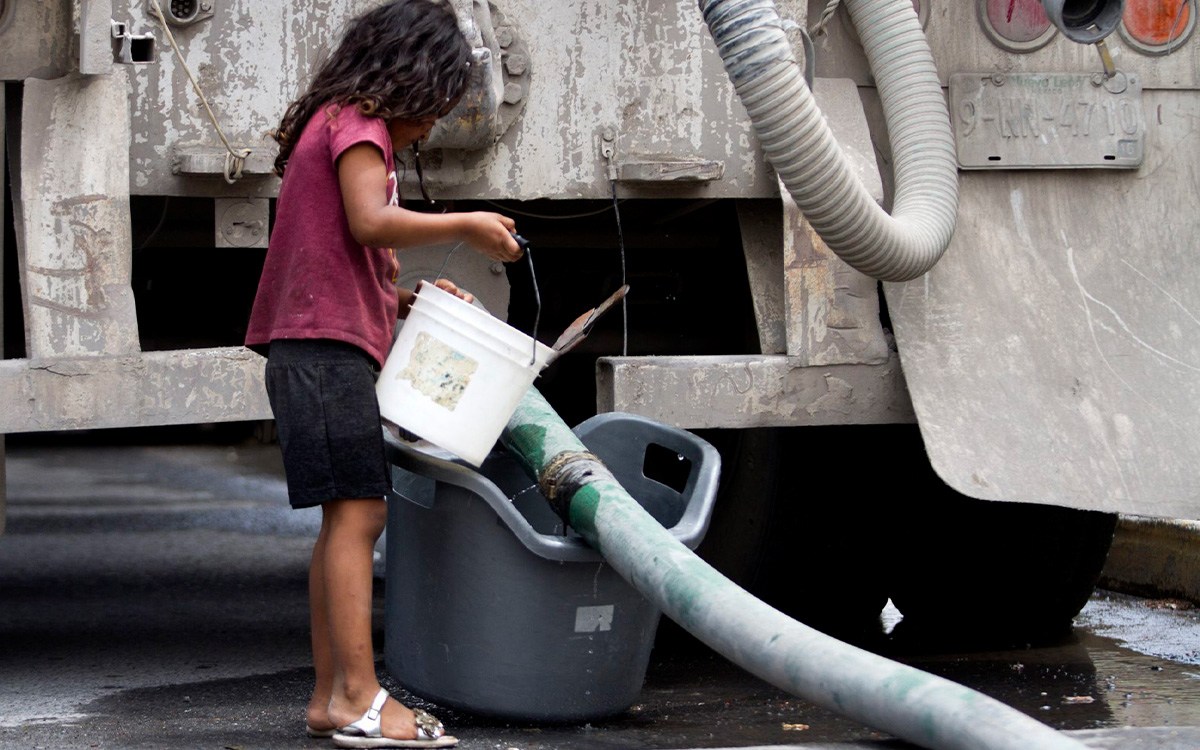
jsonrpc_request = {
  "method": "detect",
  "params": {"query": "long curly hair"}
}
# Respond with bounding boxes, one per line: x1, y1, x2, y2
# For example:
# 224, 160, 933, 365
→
272, 0, 471, 176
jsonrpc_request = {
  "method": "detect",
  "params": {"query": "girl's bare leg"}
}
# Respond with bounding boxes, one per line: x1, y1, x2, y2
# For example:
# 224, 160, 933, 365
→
305, 509, 336, 732
320, 498, 425, 739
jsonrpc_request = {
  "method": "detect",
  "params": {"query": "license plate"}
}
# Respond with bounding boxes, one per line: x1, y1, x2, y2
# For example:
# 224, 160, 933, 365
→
950, 72, 1144, 169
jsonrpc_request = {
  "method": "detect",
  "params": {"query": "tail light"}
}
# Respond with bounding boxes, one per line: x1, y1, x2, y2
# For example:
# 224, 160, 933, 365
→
978, 0, 1058, 51
1121, 0, 1194, 53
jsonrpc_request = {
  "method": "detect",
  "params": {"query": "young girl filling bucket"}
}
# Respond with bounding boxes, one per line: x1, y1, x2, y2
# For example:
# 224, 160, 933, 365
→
245, 1, 522, 746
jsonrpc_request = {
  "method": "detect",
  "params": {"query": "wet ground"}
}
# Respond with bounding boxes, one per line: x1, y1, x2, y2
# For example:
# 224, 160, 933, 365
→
1, 441, 1199, 749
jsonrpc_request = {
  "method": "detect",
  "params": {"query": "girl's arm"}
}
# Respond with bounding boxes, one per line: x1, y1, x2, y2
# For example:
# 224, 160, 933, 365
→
338, 143, 522, 262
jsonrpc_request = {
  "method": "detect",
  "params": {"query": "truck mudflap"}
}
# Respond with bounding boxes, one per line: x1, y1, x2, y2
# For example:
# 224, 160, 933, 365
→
884, 88, 1200, 521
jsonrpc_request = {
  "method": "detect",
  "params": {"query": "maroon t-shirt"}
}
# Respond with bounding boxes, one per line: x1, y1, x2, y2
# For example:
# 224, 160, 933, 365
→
246, 103, 400, 368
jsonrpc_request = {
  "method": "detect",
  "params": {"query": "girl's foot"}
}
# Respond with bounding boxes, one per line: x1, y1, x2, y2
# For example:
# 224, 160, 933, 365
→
306, 723, 337, 739
330, 688, 456, 747
306, 696, 337, 736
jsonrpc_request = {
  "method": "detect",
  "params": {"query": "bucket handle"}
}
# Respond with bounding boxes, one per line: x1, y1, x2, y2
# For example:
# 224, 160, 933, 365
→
520, 236, 540, 367
431, 233, 541, 367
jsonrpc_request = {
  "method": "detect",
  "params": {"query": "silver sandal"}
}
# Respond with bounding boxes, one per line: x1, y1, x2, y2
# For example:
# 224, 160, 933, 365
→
332, 688, 458, 748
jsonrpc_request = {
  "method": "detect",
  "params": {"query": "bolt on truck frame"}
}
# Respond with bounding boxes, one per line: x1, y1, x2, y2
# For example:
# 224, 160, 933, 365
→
0, 0, 1197, 638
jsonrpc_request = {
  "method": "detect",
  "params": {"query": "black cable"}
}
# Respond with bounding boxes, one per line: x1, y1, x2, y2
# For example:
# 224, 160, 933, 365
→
610, 180, 628, 356
513, 233, 539, 366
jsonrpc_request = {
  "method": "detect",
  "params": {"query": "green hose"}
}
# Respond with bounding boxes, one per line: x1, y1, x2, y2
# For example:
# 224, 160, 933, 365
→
500, 388, 1090, 750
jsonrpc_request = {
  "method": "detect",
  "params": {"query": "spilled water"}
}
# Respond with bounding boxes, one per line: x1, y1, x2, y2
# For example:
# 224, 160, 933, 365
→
1074, 592, 1200, 730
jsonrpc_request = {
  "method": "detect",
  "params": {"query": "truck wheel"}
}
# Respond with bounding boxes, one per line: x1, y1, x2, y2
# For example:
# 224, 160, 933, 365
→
663, 429, 895, 646
887, 485, 1118, 644
748, 427, 891, 638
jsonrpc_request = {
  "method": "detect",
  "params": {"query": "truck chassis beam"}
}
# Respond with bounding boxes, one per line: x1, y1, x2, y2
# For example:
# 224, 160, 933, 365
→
0, 348, 270, 433
596, 354, 914, 429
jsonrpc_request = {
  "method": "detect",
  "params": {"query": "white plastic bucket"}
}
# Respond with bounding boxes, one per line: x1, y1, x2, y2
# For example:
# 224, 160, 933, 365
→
377, 281, 554, 466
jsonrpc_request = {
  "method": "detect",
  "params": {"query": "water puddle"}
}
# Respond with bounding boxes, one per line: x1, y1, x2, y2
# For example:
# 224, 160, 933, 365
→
881, 591, 1200, 732
1077, 592, 1200, 665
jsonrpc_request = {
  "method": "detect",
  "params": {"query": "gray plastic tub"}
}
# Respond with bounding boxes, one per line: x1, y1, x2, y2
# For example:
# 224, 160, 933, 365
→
382, 412, 720, 722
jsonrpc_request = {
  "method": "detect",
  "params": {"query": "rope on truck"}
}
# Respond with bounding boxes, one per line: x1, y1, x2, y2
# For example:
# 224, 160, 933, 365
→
811, 0, 842, 37
149, 0, 251, 184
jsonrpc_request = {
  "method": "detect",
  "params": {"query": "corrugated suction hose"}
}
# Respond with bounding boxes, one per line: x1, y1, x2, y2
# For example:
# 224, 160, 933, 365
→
700, 0, 959, 281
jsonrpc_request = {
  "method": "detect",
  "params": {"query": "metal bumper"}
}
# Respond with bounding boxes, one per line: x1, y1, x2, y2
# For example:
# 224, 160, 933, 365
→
596, 354, 914, 430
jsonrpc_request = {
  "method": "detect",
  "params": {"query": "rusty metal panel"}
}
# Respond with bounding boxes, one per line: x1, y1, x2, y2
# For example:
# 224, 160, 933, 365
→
18, 70, 140, 358
432, 0, 799, 200
782, 78, 887, 365
0, 0, 74, 81
885, 88, 1200, 521
739, 78, 885, 360
119, 0, 364, 199
736, 199, 787, 354
784, 207, 889, 366
0, 349, 271, 433
596, 354, 914, 429
119, 0, 806, 199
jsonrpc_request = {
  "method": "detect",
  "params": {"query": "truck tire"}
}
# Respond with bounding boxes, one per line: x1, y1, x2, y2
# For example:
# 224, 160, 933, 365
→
657, 426, 889, 648
749, 427, 891, 638
887, 484, 1118, 644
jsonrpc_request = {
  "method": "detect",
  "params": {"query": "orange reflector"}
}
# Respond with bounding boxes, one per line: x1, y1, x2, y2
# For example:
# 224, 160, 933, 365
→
1123, 0, 1192, 47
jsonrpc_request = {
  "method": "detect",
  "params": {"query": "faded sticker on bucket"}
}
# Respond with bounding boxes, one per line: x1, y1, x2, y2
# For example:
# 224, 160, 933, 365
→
574, 605, 614, 633
397, 332, 478, 411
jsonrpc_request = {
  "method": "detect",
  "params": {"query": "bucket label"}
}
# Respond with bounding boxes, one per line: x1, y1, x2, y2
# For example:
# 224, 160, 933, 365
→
574, 605, 614, 633
397, 332, 478, 411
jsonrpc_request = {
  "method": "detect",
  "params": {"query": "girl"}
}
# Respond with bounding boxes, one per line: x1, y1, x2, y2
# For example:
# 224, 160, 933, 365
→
245, 2, 521, 746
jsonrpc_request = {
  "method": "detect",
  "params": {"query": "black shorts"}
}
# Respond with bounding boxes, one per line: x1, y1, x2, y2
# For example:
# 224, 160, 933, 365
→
265, 339, 391, 509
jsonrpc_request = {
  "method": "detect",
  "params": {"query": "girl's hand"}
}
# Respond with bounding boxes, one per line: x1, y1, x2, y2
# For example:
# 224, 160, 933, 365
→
459, 212, 522, 262
398, 281, 475, 319
433, 278, 475, 305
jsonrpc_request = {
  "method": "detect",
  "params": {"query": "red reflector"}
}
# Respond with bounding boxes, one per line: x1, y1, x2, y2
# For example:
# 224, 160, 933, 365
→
984, 0, 1054, 42
1123, 0, 1192, 47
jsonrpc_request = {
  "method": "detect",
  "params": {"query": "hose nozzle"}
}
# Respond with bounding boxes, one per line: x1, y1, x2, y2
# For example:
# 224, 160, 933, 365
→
1040, 0, 1125, 44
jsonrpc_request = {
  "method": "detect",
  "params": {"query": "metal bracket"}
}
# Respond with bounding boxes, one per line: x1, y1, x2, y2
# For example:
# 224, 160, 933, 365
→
111, 20, 156, 64
1094, 37, 1119, 81
615, 159, 724, 183
600, 128, 617, 181
174, 147, 274, 177
424, 1, 528, 150
215, 198, 269, 248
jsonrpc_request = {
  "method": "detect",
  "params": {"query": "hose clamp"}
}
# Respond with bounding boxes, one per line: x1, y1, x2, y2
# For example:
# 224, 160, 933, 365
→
800, 27, 815, 89
538, 451, 615, 524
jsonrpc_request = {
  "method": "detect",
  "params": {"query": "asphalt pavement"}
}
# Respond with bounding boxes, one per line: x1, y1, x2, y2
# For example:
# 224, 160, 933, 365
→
1, 440, 1199, 750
